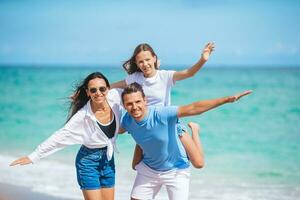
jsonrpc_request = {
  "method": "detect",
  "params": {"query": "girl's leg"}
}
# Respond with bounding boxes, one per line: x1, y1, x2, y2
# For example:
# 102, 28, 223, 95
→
179, 122, 204, 168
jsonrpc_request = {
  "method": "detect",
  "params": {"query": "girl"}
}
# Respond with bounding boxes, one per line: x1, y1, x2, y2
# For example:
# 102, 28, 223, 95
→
10, 72, 123, 200
111, 42, 215, 169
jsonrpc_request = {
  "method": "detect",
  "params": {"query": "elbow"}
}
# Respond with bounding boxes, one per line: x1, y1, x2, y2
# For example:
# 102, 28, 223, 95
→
191, 159, 205, 169
186, 73, 195, 79
132, 161, 140, 171
132, 165, 136, 171
132, 162, 137, 170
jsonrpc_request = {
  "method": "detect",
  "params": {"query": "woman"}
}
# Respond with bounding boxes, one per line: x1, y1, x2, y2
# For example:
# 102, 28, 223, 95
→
10, 72, 123, 200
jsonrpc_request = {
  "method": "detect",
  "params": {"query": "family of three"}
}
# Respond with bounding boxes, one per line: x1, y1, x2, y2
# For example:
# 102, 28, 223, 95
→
10, 42, 252, 200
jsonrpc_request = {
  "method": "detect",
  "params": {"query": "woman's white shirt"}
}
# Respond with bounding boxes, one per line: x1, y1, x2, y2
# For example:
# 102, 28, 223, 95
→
28, 89, 123, 163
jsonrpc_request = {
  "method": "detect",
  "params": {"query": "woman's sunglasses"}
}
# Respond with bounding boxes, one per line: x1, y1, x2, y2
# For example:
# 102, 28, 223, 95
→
89, 86, 107, 94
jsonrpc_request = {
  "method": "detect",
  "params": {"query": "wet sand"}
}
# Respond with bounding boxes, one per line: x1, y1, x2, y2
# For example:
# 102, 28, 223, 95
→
0, 182, 74, 200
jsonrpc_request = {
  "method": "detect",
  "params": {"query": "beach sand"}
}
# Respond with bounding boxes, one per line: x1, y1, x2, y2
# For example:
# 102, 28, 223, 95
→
0, 183, 74, 200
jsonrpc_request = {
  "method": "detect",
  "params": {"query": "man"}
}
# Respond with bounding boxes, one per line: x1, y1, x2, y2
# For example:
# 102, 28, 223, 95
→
120, 82, 251, 200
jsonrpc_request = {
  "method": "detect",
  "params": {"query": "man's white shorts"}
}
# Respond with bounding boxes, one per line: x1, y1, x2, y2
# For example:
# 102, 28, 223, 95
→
131, 162, 190, 200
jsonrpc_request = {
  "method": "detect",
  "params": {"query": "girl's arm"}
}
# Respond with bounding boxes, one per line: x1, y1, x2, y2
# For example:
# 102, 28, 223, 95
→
173, 42, 215, 82
132, 144, 143, 170
110, 80, 127, 89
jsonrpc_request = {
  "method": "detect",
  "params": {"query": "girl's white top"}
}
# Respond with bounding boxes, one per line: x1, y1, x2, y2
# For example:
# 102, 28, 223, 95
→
28, 89, 123, 163
125, 70, 176, 106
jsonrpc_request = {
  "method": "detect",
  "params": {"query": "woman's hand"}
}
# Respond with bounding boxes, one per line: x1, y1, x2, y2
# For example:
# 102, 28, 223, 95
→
10, 156, 32, 166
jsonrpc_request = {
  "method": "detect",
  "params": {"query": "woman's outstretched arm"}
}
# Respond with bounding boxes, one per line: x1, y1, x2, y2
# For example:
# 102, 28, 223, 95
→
10, 111, 86, 166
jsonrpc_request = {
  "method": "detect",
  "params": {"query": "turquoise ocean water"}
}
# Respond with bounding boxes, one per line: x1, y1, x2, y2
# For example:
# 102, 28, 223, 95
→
0, 66, 299, 199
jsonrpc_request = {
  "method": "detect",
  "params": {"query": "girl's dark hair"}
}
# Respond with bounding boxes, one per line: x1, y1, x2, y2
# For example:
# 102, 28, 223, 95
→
123, 43, 158, 74
67, 72, 110, 122
121, 82, 145, 104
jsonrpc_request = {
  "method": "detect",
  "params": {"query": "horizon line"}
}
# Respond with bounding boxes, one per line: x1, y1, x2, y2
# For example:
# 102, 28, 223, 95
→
0, 64, 300, 70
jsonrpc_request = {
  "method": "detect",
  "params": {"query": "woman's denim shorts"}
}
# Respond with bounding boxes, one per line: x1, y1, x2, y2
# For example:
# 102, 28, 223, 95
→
75, 145, 115, 190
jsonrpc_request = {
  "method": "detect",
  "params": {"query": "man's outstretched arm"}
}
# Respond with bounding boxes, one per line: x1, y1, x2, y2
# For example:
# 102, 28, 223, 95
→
177, 90, 252, 118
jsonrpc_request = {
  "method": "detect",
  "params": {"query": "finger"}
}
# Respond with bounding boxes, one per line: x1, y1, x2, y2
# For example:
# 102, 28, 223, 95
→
205, 43, 211, 49
10, 160, 20, 166
209, 42, 215, 47
204, 43, 211, 50
236, 90, 252, 100
20, 162, 29, 165
240, 90, 253, 97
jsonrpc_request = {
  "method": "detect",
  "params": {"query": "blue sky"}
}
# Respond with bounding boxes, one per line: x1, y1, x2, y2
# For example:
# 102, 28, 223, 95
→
0, 0, 300, 67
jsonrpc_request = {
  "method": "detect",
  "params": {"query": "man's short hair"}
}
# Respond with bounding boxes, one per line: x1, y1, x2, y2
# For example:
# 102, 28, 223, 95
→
121, 82, 146, 103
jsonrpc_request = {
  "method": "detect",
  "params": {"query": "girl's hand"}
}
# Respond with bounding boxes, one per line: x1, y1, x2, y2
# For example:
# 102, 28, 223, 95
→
201, 42, 215, 61
10, 156, 32, 166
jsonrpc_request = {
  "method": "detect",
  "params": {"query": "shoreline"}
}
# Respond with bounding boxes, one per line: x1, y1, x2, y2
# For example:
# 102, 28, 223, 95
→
0, 182, 75, 200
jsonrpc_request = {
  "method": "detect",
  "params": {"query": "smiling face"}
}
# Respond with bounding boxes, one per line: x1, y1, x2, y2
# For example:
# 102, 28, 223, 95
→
135, 50, 157, 78
86, 78, 109, 105
123, 91, 148, 121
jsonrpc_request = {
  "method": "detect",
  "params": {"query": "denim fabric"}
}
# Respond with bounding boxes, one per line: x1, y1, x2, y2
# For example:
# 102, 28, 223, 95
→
75, 145, 115, 190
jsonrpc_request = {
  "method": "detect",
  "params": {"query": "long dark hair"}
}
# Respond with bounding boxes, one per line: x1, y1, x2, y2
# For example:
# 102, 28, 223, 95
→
67, 72, 110, 122
123, 43, 159, 74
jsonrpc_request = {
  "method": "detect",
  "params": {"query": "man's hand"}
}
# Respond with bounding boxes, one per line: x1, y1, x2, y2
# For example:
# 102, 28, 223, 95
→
227, 90, 253, 102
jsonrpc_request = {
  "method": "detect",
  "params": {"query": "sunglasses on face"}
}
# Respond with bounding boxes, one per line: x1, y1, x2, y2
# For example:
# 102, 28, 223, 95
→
89, 86, 107, 94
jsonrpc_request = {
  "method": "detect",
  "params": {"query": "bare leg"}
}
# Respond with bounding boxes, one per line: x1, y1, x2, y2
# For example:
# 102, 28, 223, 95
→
188, 122, 204, 161
82, 188, 114, 200
82, 189, 102, 200
179, 122, 204, 168
101, 188, 115, 200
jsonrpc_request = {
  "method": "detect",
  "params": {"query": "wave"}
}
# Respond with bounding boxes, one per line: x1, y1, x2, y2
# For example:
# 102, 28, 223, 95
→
1, 154, 300, 200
